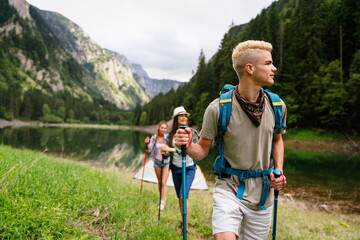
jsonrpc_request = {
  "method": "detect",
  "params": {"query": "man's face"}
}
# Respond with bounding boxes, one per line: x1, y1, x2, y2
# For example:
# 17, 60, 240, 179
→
252, 50, 277, 87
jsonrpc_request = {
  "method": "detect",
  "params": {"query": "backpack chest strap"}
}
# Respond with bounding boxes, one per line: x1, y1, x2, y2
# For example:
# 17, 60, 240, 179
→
224, 166, 274, 210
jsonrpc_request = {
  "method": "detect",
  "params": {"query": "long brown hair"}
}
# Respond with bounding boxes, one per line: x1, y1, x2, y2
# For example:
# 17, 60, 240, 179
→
169, 116, 187, 147
154, 120, 167, 143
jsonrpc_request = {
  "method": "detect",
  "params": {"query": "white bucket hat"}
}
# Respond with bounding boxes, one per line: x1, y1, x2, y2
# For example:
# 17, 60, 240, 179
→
172, 106, 190, 119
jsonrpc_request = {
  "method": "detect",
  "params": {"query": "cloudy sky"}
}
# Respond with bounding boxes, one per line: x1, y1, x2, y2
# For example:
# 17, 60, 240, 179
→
26, 0, 275, 82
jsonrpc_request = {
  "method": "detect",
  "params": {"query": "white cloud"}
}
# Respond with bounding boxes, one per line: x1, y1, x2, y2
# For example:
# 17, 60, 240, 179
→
26, 0, 275, 81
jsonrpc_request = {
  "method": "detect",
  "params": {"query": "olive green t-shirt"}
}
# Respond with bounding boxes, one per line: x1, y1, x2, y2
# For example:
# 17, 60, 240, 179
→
200, 90, 287, 210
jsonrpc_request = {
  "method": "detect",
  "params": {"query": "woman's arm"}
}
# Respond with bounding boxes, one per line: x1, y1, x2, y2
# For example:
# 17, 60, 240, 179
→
147, 135, 155, 151
160, 145, 176, 155
145, 136, 150, 149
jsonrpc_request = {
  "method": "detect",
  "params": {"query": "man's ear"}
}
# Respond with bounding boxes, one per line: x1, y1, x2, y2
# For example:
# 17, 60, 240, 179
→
245, 63, 254, 75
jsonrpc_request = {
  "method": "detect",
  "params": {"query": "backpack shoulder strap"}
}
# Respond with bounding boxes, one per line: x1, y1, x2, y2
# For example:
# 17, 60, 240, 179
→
218, 85, 234, 134
190, 128, 199, 143
214, 84, 235, 178
263, 89, 287, 133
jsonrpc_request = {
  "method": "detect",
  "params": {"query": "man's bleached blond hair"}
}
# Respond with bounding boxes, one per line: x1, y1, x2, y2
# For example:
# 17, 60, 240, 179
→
232, 40, 273, 77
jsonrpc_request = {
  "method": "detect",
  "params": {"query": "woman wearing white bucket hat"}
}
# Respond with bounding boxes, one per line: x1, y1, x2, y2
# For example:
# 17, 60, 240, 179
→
171, 106, 190, 119
161, 106, 198, 232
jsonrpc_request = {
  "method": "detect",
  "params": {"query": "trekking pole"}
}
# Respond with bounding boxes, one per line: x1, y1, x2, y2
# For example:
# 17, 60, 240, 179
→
180, 126, 187, 240
158, 154, 165, 220
140, 142, 149, 196
272, 170, 282, 240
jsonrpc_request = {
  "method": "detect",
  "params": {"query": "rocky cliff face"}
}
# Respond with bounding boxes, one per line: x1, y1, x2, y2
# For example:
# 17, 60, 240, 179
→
4, 0, 74, 94
36, 9, 149, 109
9, 0, 31, 20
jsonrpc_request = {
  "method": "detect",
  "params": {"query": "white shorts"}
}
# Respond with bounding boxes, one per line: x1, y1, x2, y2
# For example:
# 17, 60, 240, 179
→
212, 188, 273, 239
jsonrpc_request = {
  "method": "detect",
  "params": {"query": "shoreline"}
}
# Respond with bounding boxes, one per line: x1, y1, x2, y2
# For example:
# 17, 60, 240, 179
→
1, 119, 359, 216
1, 119, 358, 156
0, 119, 158, 134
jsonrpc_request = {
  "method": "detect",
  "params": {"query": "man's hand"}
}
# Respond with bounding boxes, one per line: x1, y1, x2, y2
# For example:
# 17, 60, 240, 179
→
174, 127, 192, 148
270, 171, 286, 191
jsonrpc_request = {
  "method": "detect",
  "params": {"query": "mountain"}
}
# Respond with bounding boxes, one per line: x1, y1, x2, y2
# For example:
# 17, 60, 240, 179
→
34, 7, 149, 109
1, 0, 93, 120
131, 63, 184, 99
35, 8, 182, 103
0, 0, 184, 124
0, 0, 145, 125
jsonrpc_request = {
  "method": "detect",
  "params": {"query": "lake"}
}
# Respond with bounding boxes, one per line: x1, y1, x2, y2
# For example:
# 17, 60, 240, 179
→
0, 126, 359, 215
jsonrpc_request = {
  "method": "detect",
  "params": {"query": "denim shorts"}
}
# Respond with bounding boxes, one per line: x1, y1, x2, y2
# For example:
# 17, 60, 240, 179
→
170, 164, 196, 199
153, 158, 170, 168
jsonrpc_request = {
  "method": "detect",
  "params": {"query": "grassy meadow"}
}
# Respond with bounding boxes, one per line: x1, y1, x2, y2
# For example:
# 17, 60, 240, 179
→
0, 144, 359, 239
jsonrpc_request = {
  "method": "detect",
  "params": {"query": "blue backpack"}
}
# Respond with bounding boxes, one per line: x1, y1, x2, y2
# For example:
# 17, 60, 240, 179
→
214, 84, 286, 209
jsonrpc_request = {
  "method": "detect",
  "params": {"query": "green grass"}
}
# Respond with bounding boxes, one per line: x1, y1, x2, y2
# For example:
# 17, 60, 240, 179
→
275, 200, 360, 240
0, 144, 359, 239
283, 128, 350, 141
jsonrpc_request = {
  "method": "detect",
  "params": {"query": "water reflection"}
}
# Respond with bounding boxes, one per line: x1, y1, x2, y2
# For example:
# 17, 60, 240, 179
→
1, 127, 359, 214
0, 127, 149, 172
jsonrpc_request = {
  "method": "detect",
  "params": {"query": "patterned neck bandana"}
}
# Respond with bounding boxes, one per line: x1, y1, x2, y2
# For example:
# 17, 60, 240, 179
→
234, 85, 265, 127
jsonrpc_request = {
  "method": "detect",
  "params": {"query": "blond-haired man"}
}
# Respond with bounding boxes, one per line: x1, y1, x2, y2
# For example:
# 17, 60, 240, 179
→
175, 40, 287, 239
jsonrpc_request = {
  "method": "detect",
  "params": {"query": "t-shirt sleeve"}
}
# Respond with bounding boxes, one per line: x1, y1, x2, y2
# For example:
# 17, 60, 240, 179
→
199, 99, 219, 141
276, 99, 287, 134
148, 135, 155, 152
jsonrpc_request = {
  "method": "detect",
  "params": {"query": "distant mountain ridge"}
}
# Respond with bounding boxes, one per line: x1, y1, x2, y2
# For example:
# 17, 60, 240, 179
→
131, 63, 184, 99
35, 8, 182, 103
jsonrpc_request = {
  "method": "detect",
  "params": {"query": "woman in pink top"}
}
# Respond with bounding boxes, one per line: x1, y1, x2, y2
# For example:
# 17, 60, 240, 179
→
145, 120, 169, 210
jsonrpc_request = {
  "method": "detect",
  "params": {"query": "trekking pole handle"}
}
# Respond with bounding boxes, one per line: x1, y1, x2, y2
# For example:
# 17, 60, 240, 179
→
273, 169, 282, 196
180, 126, 187, 157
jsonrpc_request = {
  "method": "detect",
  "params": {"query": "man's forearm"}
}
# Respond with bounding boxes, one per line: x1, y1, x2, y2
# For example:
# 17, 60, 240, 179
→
272, 134, 284, 171
186, 144, 206, 160
186, 138, 212, 160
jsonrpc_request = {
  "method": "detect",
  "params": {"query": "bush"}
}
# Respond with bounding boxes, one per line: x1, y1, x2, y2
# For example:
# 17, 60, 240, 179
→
66, 118, 81, 124
41, 114, 63, 123
4, 111, 14, 120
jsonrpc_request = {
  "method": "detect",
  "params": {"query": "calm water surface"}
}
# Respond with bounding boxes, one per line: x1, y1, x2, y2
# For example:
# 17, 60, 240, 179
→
0, 127, 359, 214
0, 127, 149, 172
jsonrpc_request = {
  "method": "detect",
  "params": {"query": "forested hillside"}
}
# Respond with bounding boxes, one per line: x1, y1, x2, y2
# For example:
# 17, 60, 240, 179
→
0, 0, 134, 124
0, 0, 181, 125
138, 0, 360, 133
